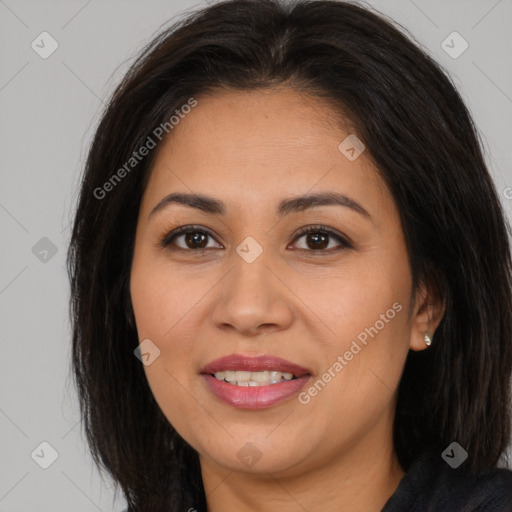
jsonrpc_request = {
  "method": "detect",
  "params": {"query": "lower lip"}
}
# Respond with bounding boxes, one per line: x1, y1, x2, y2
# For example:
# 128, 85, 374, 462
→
201, 374, 311, 409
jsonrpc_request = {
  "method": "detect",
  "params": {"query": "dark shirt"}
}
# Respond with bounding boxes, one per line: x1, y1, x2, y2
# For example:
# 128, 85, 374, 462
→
381, 450, 512, 511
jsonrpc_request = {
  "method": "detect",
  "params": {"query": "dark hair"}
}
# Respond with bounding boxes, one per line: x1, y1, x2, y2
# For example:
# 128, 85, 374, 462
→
66, 0, 512, 510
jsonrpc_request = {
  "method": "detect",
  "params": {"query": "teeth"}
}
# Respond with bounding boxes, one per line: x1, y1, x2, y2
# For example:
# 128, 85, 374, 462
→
213, 370, 295, 386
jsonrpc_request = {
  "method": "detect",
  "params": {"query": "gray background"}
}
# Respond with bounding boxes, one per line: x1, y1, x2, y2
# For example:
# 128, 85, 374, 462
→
1, 0, 511, 510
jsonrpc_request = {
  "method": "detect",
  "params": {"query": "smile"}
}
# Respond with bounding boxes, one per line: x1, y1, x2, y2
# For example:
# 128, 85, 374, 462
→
200, 354, 312, 409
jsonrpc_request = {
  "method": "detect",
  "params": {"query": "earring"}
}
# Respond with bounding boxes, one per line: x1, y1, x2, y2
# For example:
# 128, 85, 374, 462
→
424, 333, 432, 346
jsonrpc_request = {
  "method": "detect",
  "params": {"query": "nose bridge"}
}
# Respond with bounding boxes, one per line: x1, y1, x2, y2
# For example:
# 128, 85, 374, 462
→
211, 235, 293, 334
229, 236, 275, 301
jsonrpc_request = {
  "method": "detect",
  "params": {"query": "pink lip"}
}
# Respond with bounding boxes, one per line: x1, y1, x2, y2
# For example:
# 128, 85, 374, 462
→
200, 354, 312, 409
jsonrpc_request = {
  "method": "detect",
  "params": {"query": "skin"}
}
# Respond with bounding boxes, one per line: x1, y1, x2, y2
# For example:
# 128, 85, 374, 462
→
129, 87, 445, 511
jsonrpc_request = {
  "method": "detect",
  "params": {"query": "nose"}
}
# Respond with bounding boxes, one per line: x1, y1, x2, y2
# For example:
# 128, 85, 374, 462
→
210, 247, 294, 337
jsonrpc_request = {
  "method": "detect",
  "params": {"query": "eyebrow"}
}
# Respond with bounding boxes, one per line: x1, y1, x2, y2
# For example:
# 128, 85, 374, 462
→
148, 191, 371, 220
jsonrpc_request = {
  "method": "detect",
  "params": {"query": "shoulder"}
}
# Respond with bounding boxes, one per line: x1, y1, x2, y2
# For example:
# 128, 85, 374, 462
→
382, 450, 512, 512
441, 463, 512, 511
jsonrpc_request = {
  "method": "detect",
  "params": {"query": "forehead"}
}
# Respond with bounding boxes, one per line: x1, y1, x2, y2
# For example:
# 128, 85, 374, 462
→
141, 87, 393, 223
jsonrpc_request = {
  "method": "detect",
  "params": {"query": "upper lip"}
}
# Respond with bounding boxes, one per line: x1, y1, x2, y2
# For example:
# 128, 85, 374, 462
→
201, 354, 312, 377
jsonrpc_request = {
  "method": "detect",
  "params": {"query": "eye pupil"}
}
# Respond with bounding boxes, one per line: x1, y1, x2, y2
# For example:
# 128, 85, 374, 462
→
186, 232, 208, 249
307, 232, 328, 250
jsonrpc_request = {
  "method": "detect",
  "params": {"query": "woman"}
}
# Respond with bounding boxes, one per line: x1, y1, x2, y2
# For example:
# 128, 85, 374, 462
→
67, 0, 512, 510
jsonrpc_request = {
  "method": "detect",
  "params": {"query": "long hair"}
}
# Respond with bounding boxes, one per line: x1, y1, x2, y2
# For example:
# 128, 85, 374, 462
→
66, 1, 512, 510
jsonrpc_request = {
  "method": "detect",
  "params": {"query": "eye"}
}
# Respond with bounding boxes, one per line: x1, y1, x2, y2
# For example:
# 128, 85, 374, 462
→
159, 225, 222, 251
290, 225, 352, 252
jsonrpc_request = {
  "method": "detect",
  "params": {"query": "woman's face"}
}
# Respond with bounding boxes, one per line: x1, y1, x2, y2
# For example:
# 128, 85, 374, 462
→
130, 87, 430, 477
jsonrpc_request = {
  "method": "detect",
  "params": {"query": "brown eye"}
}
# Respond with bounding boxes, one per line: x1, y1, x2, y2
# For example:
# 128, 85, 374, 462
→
181, 231, 209, 249
291, 225, 352, 252
160, 225, 222, 251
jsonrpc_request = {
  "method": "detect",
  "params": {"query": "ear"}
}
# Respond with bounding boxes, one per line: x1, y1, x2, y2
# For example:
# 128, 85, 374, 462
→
409, 275, 446, 352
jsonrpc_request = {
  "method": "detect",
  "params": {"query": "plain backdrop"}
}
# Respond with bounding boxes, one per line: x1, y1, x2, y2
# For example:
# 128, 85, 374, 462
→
1, 0, 511, 510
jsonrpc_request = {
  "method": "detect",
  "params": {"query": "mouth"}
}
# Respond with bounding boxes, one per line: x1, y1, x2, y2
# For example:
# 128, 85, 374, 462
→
200, 354, 312, 409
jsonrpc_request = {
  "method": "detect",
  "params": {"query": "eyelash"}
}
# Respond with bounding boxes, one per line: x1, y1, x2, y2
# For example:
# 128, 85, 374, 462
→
157, 224, 353, 254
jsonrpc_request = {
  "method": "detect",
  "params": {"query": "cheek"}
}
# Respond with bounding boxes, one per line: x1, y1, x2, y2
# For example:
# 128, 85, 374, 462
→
130, 269, 193, 371
130, 251, 201, 341
129, 255, 213, 432
298, 260, 410, 413
297, 259, 404, 339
